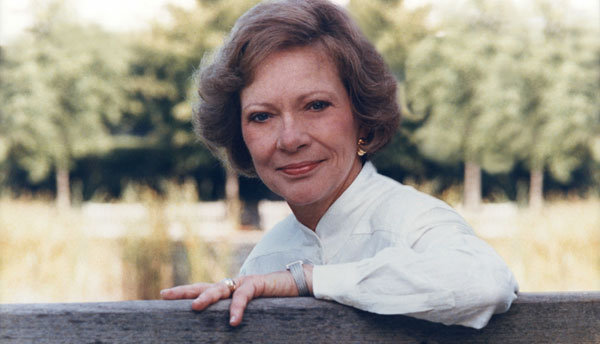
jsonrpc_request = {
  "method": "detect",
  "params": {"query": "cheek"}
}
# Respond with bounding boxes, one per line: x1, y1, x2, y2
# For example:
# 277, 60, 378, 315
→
330, 116, 359, 151
242, 126, 269, 164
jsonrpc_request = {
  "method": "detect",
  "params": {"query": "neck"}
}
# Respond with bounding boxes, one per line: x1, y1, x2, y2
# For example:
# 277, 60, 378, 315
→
288, 160, 364, 231
289, 204, 324, 231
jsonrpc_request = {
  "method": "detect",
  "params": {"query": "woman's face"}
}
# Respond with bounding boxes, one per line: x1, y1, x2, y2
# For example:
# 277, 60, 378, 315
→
241, 45, 363, 215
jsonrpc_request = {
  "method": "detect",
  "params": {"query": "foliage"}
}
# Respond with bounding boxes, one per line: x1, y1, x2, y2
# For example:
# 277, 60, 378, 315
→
405, 0, 599, 200
348, 0, 432, 180
1, 5, 128, 176
0, 0, 598, 202
348, 0, 430, 81
0, 1, 129, 200
408, 2, 518, 172
518, 12, 599, 183
110, 0, 261, 199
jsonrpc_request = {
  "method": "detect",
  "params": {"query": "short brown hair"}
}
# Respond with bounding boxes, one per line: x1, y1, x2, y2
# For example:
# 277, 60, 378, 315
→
193, 0, 400, 176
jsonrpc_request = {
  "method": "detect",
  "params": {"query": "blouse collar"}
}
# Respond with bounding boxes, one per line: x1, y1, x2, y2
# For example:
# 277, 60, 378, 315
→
294, 161, 378, 263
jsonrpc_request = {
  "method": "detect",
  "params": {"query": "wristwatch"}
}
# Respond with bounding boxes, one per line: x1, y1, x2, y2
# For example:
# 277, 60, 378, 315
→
286, 260, 310, 296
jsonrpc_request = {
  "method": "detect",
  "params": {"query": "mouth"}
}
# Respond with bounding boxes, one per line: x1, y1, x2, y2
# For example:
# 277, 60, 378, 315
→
277, 160, 323, 176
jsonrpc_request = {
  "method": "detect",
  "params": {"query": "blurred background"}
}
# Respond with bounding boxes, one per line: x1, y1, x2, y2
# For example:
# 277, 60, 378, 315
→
0, 0, 598, 303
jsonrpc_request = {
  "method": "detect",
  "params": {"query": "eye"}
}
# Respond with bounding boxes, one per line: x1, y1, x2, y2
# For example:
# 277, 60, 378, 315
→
307, 100, 330, 111
249, 112, 271, 123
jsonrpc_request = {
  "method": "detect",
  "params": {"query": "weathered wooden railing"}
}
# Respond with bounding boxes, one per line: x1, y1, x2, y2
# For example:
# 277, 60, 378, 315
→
1, 292, 598, 343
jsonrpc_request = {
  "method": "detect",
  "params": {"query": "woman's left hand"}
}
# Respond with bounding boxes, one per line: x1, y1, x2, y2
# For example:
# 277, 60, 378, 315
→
160, 265, 313, 326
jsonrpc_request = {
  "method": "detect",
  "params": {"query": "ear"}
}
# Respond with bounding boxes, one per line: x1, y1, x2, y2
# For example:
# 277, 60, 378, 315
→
357, 127, 369, 141
357, 128, 371, 145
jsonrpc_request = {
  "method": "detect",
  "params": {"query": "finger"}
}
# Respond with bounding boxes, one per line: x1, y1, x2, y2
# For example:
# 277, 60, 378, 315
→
160, 283, 211, 300
192, 282, 231, 311
228, 280, 257, 326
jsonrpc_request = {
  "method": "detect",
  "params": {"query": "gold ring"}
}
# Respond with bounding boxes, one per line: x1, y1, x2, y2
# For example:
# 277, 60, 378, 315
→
221, 278, 236, 294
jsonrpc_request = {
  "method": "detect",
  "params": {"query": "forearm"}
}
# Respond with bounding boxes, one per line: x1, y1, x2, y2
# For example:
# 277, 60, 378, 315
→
303, 264, 314, 295
311, 239, 518, 329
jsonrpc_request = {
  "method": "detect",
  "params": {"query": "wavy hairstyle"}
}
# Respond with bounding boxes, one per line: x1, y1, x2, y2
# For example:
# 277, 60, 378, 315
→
193, 0, 400, 176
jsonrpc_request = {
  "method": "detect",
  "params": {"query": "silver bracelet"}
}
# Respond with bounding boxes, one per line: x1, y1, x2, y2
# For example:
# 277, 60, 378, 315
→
286, 260, 310, 296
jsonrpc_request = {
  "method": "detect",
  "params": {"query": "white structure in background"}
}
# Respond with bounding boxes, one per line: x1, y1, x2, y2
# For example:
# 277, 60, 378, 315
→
81, 201, 291, 241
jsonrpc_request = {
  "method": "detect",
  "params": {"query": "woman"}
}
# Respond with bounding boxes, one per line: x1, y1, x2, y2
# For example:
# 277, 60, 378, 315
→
161, 0, 518, 329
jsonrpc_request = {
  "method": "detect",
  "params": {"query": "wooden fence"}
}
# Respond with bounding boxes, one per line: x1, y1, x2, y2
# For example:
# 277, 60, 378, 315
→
1, 292, 599, 343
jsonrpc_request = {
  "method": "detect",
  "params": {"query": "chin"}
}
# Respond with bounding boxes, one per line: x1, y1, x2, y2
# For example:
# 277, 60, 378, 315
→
282, 190, 328, 208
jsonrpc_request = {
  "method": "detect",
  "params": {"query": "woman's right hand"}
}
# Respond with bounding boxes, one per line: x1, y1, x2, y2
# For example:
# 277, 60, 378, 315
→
160, 266, 313, 326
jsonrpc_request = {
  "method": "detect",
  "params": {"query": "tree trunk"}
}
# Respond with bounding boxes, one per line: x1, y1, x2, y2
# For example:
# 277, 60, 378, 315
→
463, 161, 481, 211
56, 166, 70, 209
225, 168, 241, 227
529, 169, 544, 210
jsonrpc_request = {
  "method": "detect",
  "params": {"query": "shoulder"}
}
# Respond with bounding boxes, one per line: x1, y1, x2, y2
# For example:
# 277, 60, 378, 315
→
367, 172, 452, 221
361, 171, 471, 240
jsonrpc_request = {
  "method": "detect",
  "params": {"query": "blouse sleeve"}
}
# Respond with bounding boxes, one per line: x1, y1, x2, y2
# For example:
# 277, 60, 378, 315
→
311, 207, 519, 329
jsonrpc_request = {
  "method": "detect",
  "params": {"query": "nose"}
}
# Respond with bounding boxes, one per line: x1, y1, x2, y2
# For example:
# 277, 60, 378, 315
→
276, 114, 310, 152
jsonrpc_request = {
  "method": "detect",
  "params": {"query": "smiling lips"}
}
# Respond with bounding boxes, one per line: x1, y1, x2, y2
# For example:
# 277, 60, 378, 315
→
277, 160, 322, 176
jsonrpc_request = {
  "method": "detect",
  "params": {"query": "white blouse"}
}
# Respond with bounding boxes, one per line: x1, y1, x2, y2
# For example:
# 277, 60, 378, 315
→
239, 162, 519, 329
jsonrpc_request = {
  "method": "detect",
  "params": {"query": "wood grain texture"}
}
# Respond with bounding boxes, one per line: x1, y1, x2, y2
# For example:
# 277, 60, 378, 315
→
1, 292, 599, 343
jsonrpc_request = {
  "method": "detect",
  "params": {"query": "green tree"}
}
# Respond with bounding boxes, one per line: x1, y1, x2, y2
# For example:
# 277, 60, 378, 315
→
471, 0, 599, 207
519, 17, 599, 208
405, 0, 599, 208
348, 0, 430, 82
124, 0, 259, 220
347, 0, 431, 182
406, 28, 498, 210
0, 1, 128, 207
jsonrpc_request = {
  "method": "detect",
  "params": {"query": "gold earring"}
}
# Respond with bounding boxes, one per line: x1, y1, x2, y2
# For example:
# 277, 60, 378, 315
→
357, 138, 367, 157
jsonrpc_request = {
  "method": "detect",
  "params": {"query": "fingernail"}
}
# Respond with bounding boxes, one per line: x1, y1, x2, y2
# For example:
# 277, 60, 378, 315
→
230, 315, 237, 325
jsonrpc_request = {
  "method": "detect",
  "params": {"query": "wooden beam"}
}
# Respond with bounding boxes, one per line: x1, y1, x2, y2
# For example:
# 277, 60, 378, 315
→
1, 292, 599, 343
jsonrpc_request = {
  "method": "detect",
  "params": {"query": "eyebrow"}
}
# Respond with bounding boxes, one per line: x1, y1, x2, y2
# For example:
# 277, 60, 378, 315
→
241, 102, 278, 113
297, 90, 338, 104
